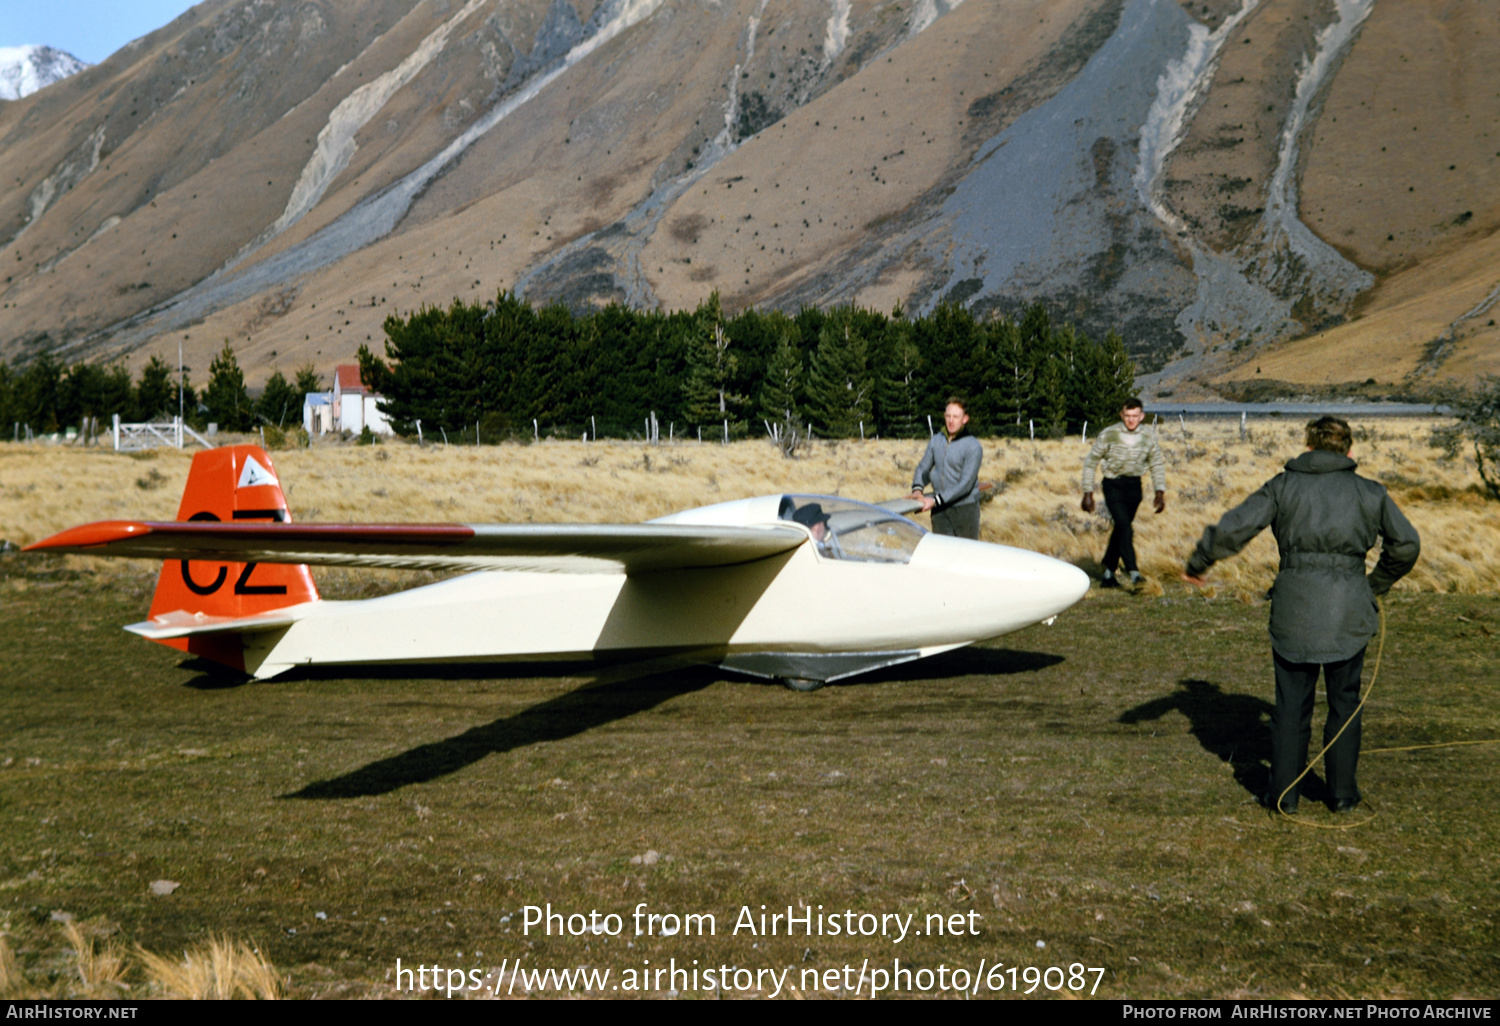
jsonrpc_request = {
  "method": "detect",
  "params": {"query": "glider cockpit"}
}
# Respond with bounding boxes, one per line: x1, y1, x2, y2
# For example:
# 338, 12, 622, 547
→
775, 495, 926, 564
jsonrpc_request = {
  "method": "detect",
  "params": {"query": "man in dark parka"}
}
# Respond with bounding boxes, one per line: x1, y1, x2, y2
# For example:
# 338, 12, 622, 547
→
1182, 416, 1420, 813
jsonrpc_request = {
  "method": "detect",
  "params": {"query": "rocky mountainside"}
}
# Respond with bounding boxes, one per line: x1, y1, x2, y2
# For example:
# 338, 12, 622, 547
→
0, 0, 1494, 398
0, 45, 89, 101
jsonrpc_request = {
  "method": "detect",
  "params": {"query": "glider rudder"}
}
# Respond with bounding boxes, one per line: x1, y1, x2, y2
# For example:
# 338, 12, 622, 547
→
147, 445, 319, 669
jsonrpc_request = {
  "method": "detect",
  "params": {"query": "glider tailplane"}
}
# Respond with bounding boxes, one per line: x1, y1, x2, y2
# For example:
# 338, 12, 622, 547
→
147, 445, 319, 671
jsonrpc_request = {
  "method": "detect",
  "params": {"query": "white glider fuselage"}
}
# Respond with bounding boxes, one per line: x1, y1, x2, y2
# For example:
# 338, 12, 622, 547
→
222, 495, 1089, 680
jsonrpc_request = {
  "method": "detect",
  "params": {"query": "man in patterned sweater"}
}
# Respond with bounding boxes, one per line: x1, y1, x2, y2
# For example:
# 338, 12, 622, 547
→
1081, 398, 1166, 588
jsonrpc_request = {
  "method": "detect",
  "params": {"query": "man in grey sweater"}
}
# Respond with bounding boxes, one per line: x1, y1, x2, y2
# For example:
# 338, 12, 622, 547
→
910, 398, 983, 539
1183, 416, 1420, 814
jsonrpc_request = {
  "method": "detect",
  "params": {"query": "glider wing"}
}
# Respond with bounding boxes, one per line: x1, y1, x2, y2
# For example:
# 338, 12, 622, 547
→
26, 520, 808, 574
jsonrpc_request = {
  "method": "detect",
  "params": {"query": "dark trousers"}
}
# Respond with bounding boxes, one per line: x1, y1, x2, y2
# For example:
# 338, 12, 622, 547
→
1270, 647, 1366, 806
931, 502, 980, 540
1101, 476, 1143, 573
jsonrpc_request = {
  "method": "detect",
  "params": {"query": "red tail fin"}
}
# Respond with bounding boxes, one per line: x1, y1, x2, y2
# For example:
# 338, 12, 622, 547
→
148, 445, 319, 670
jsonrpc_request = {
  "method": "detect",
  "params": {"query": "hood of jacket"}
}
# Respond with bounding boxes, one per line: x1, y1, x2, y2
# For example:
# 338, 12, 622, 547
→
1285, 449, 1356, 475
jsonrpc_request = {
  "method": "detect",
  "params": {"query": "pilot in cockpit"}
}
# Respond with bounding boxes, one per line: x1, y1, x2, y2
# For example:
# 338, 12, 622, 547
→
786, 501, 844, 560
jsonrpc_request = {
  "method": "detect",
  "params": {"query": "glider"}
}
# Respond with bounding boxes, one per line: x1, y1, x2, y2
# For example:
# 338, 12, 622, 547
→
27, 445, 1089, 689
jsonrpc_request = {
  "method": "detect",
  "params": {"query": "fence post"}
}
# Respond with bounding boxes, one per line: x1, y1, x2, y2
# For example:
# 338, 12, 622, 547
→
1239, 410, 1246, 439
113, 414, 120, 451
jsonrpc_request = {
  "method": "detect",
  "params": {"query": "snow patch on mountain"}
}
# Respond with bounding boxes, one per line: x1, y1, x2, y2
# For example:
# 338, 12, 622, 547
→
0, 45, 88, 100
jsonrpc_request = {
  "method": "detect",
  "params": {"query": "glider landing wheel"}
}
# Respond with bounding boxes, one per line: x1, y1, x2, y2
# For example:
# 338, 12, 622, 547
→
781, 676, 824, 692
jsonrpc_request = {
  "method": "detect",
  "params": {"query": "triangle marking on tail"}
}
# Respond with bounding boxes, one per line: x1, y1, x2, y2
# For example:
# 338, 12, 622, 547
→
237, 455, 278, 489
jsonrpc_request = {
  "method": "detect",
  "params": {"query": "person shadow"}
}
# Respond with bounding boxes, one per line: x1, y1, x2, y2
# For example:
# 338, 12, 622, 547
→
1117, 679, 1328, 804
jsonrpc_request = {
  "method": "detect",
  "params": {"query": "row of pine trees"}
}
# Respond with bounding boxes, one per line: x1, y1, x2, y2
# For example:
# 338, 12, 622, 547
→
1, 292, 1138, 441
0, 348, 320, 437
359, 293, 1138, 440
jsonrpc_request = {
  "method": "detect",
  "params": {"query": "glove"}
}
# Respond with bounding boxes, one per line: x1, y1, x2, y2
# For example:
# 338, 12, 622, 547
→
1081, 492, 1095, 514
1153, 490, 1166, 514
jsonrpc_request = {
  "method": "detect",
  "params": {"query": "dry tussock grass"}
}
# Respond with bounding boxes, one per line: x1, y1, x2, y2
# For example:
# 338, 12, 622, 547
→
2, 418, 1494, 598
63, 921, 129, 999
0, 924, 278, 1000
135, 936, 281, 999
0, 934, 21, 998
0, 923, 125, 1000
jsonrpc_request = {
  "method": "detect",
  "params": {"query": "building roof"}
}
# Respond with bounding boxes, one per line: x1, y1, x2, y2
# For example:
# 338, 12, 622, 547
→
334, 364, 365, 393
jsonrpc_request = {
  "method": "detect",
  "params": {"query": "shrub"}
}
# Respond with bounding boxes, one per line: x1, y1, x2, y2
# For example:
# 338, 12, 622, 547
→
1430, 376, 1500, 501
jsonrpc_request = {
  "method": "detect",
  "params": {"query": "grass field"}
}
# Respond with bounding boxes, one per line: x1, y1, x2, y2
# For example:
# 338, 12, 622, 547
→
3, 418, 1497, 598
2, 425, 1497, 999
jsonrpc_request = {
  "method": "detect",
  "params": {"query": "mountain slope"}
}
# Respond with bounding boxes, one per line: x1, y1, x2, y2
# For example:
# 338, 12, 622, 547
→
0, 0, 1494, 396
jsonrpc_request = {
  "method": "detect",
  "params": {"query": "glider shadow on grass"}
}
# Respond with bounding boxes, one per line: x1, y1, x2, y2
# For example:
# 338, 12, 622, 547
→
283, 646, 1063, 799
1118, 679, 1328, 801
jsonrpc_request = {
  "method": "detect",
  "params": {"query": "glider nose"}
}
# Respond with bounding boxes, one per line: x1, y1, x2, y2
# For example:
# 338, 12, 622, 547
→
974, 543, 1089, 621
1030, 551, 1090, 620
911, 534, 1089, 635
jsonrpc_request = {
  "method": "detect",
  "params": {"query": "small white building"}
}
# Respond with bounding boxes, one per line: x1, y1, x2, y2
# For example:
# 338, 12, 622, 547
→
302, 365, 394, 435
303, 392, 333, 435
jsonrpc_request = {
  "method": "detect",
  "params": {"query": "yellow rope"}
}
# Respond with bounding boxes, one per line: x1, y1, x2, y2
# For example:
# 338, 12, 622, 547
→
1365, 739, 1500, 754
